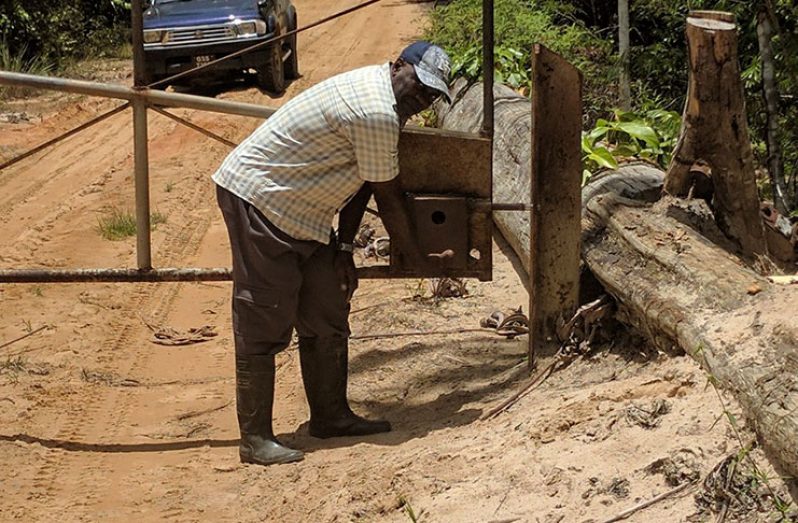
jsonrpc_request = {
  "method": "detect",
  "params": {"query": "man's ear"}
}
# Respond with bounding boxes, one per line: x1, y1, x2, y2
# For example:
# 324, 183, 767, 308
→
392, 58, 406, 72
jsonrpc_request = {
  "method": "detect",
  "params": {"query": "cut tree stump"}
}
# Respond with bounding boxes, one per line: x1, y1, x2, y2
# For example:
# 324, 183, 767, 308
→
437, 72, 798, 479
664, 11, 766, 257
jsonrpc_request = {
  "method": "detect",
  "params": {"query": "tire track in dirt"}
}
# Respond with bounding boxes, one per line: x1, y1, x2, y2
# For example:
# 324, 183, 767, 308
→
10, 142, 219, 519
0, 110, 132, 226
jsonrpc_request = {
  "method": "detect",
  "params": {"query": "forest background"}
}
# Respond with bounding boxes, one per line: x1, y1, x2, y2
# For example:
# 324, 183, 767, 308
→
1, 0, 797, 213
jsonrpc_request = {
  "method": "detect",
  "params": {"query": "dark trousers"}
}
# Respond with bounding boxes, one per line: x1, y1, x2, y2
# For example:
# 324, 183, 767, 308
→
216, 186, 350, 355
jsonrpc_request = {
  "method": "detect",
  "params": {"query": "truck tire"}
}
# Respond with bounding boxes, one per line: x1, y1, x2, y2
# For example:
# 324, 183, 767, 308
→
257, 42, 285, 93
285, 12, 299, 80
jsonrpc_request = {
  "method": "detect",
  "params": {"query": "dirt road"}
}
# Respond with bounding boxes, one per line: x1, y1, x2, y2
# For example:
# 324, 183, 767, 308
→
0, 1, 793, 521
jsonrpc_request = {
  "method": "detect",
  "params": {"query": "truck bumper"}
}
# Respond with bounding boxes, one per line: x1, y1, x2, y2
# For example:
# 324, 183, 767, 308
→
143, 35, 275, 81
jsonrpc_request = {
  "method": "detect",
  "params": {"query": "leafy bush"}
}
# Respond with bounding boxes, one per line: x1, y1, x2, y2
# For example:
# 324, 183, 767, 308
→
0, 1, 130, 73
449, 45, 530, 90
581, 109, 681, 184
425, 0, 615, 117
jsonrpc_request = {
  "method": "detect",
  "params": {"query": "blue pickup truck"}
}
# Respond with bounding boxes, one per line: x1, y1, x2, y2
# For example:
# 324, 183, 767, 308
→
142, 0, 298, 92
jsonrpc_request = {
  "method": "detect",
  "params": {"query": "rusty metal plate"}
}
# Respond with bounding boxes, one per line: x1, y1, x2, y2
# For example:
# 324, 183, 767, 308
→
410, 195, 469, 269
375, 126, 492, 280
398, 127, 491, 198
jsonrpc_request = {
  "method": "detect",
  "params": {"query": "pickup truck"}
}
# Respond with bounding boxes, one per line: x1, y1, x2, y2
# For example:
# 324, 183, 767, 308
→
142, 0, 298, 92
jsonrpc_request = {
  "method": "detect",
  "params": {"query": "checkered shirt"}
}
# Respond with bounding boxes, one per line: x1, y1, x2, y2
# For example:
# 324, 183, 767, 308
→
212, 63, 400, 244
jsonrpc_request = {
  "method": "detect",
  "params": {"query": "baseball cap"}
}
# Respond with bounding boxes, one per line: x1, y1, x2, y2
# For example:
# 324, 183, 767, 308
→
399, 41, 452, 103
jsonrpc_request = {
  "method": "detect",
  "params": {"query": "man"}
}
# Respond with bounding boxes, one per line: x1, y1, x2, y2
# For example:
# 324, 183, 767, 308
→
213, 41, 452, 466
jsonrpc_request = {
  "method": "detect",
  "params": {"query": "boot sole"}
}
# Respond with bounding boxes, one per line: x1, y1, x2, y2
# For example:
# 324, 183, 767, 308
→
309, 424, 392, 439
240, 451, 304, 465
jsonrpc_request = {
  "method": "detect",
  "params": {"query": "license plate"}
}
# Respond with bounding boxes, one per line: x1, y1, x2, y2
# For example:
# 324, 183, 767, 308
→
193, 55, 213, 66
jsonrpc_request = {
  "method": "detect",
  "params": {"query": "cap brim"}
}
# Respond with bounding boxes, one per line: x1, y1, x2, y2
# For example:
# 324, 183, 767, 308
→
414, 65, 452, 104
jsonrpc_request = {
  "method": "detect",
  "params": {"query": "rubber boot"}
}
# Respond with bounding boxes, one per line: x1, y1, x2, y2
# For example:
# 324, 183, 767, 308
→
298, 336, 391, 438
236, 353, 304, 465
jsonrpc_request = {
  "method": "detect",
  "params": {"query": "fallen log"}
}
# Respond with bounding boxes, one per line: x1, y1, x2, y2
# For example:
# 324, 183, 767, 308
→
437, 67, 798, 482
583, 193, 798, 480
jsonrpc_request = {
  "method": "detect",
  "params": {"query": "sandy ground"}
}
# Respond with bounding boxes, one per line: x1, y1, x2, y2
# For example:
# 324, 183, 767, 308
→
1, 1, 796, 522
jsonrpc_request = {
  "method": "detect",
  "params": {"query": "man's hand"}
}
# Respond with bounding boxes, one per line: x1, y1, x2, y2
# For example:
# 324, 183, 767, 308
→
334, 250, 358, 303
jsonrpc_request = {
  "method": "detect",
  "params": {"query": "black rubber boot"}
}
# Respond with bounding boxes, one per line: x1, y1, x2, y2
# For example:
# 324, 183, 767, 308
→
298, 336, 391, 438
236, 353, 304, 465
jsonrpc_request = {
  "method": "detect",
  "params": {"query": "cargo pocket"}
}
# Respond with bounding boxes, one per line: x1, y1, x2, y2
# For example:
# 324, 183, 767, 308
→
232, 286, 294, 345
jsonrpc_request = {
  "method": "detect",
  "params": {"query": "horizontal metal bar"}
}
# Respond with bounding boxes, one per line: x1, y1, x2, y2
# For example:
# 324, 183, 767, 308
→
490, 203, 534, 211
0, 267, 393, 282
0, 266, 491, 283
356, 266, 488, 280
468, 200, 534, 212
0, 268, 232, 283
0, 72, 275, 119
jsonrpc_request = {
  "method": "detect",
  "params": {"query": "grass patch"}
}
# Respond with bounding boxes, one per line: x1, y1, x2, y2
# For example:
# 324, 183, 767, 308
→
0, 356, 27, 374
0, 40, 54, 100
0, 356, 28, 384
96, 208, 168, 241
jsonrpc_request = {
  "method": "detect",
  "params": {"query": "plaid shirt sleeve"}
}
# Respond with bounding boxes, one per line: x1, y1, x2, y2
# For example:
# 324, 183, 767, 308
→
351, 111, 399, 183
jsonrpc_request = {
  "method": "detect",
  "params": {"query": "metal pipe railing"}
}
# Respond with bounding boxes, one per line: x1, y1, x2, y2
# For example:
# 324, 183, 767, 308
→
0, 72, 276, 119
150, 106, 237, 148
482, 0, 494, 138
132, 97, 152, 269
0, 268, 232, 283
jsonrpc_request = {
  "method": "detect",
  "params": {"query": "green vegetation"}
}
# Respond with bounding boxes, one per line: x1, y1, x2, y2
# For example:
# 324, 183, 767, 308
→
0, 356, 27, 383
426, 0, 798, 211
96, 208, 167, 241
427, 0, 614, 115
0, 0, 131, 76
581, 108, 681, 184
397, 495, 421, 523
0, 39, 54, 99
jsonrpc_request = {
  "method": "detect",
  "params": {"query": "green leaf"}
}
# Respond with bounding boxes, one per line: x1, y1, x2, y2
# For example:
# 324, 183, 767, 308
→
587, 126, 609, 143
581, 134, 594, 153
613, 144, 639, 157
588, 147, 618, 169
616, 122, 660, 148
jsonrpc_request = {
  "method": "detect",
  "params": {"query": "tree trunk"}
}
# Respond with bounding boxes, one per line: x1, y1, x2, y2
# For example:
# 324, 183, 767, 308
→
757, 6, 792, 213
664, 11, 766, 257
437, 78, 798, 480
618, 0, 631, 110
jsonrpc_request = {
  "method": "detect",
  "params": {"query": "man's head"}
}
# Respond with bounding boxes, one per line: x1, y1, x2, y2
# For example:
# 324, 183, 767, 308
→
391, 41, 451, 124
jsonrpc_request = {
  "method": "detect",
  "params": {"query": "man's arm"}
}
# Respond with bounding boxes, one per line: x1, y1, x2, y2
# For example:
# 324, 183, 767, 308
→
370, 178, 427, 266
338, 183, 373, 244
334, 183, 373, 303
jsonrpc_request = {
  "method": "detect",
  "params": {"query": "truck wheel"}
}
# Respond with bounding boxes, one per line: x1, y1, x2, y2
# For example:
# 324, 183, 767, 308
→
285, 13, 299, 80
257, 43, 285, 93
